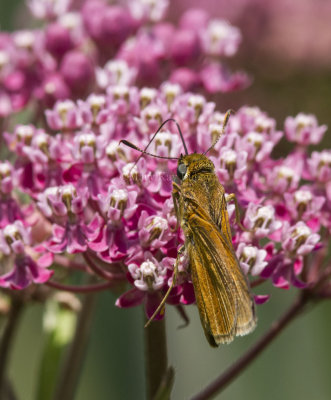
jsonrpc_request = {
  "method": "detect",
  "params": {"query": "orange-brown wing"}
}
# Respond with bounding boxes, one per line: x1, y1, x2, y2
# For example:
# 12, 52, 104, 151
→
187, 212, 256, 346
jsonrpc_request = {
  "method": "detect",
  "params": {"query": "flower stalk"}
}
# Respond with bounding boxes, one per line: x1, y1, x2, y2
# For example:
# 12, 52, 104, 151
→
52, 292, 96, 400
144, 316, 169, 400
0, 297, 24, 398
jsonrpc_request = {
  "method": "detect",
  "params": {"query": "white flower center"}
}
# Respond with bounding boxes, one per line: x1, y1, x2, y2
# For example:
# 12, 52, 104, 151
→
295, 224, 311, 238
62, 184, 76, 197
14, 31, 35, 48
243, 246, 258, 259
0, 163, 10, 176
188, 94, 205, 109
222, 149, 237, 164
3, 224, 19, 238
140, 260, 157, 277
247, 131, 263, 145
111, 189, 128, 203
79, 133, 96, 146
59, 12, 80, 29
208, 20, 232, 41
256, 205, 274, 220
88, 94, 106, 108
296, 113, 313, 127
122, 163, 138, 177
56, 100, 75, 117
294, 190, 312, 204
320, 152, 331, 165
278, 166, 294, 179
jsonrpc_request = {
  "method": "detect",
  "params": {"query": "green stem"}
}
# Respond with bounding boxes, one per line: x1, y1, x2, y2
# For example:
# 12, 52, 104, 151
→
191, 292, 310, 400
145, 317, 168, 400
52, 293, 96, 400
0, 297, 24, 398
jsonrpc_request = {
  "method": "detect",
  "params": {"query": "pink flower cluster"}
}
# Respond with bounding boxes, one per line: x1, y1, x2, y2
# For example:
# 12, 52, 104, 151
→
0, 0, 248, 117
0, 0, 330, 320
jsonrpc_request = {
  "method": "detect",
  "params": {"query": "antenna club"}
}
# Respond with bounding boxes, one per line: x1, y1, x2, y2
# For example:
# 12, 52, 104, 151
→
203, 109, 235, 155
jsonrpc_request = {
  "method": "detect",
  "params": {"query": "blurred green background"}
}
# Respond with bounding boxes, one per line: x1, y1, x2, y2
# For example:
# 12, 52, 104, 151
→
1, 1, 331, 399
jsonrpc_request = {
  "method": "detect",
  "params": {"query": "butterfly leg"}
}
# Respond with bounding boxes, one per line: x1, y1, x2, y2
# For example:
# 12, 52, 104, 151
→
145, 245, 185, 328
225, 193, 247, 231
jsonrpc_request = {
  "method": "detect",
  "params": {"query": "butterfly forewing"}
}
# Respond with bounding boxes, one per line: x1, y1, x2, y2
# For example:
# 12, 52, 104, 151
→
177, 153, 256, 346
187, 210, 255, 345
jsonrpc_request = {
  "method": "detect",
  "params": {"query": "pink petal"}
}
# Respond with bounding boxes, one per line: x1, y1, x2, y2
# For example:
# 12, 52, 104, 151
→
115, 288, 145, 308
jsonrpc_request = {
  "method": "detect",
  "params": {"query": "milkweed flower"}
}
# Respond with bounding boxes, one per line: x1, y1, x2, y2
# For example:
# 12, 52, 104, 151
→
0, 0, 329, 326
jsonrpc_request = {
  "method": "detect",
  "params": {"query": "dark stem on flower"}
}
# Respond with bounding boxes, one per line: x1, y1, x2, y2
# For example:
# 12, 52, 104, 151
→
52, 292, 96, 400
190, 292, 310, 400
250, 277, 266, 288
45, 280, 114, 293
0, 297, 24, 398
2, 378, 18, 400
144, 317, 169, 400
83, 252, 125, 281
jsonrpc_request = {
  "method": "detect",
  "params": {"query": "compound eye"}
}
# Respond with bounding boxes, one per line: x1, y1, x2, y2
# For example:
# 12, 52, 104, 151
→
177, 163, 187, 180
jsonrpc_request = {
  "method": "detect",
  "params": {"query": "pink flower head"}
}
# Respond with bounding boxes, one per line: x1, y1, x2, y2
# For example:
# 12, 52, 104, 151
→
159, 82, 182, 110
96, 60, 137, 88
244, 204, 282, 238
174, 93, 214, 126
237, 107, 276, 135
138, 211, 173, 250
214, 147, 247, 184
284, 113, 327, 145
38, 73, 70, 107
72, 131, 104, 164
46, 100, 83, 131
8, 124, 35, 155
37, 184, 88, 218
46, 218, 97, 254
0, 162, 14, 194
128, 253, 167, 291
45, 22, 74, 58
0, 221, 30, 255
60, 50, 95, 96
169, 68, 200, 92
237, 243, 268, 276
138, 87, 158, 109
240, 131, 275, 163
116, 251, 169, 320
99, 185, 138, 224
307, 150, 331, 182
28, 0, 72, 19
129, 0, 169, 23
136, 103, 168, 134
170, 29, 201, 66
146, 129, 183, 159
78, 94, 107, 125
284, 187, 325, 222
0, 253, 53, 290
179, 8, 209, 30
97, 5, 135, 47
118, 32, 164, 86
282, 221, 320, 256
263, 154, 302, 193
201, 19, 241, 57
200, 62, 250, 93
106, 85, 139, 119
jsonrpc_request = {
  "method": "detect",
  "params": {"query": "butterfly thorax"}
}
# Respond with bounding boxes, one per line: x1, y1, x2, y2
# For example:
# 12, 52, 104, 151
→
177, 154, 226, 227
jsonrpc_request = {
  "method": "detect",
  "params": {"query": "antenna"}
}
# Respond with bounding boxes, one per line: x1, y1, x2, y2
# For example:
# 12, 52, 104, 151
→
119, 118, 189, 166
203, 109, 234, 155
